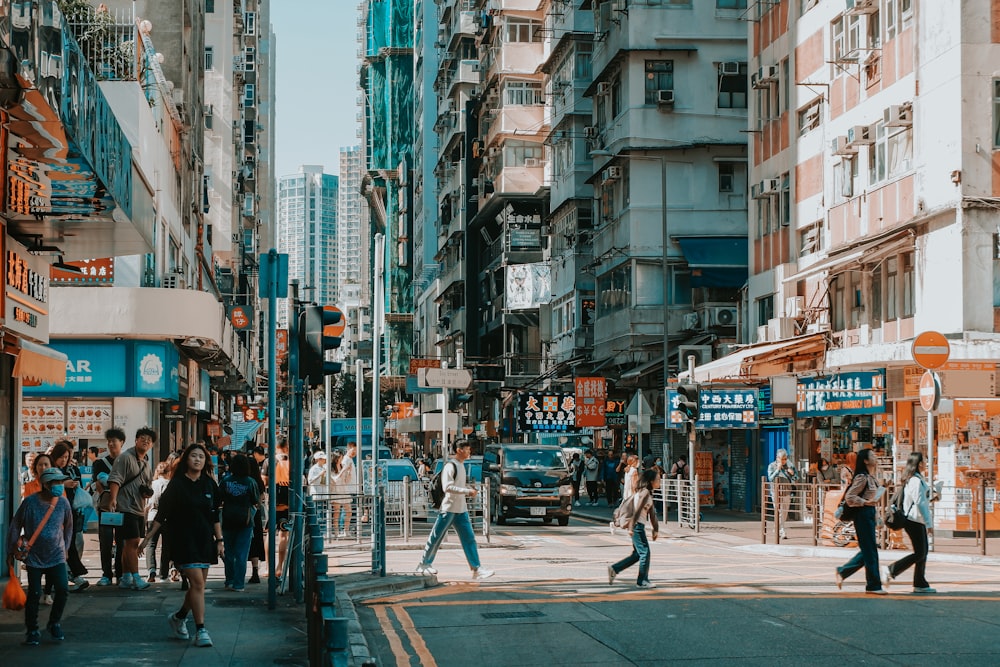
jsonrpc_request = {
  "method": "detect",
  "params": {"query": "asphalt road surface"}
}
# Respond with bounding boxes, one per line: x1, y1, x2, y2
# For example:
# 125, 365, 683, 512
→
353, 517, 1000, 666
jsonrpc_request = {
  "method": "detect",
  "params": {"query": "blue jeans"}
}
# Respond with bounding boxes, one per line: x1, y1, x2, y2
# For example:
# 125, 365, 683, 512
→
611, 522, 651, 584
222, 524, 254, 589
25, 563, 69, 632
420, 511, 481, 570
838, 506, 881, 591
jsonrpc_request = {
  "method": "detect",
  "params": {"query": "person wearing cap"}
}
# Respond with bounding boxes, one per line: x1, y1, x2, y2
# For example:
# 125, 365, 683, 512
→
307, 450, 329, 497
415, 439, 494, 581
6, 468, 75, 645
92, 427, 124, 586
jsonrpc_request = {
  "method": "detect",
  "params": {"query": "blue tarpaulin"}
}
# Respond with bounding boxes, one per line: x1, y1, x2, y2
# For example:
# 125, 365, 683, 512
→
676, 237, 748, 288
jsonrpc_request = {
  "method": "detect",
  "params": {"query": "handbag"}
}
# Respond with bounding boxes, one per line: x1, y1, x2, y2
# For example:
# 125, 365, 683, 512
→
883, 484, 907, 530
72, 485, 94, 512
13, 497, 59, 561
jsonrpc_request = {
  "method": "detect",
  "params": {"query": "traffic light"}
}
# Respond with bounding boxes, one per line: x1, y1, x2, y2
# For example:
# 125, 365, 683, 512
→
676, 382, 701, 422
298, 305, 343, 387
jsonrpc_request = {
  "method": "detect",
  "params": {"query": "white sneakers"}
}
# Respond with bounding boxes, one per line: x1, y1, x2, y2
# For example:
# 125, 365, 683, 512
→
607, 565, 617, 585
194, 628, 213, 647
637, 581, 656, 589
414, 564, 438, 576
168, 613, 189, 640
473, 568, 494, 581
881, 566, 893, 589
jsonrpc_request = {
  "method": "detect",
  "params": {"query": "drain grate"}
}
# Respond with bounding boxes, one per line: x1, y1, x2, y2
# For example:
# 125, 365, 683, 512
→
481, 610, 545, 620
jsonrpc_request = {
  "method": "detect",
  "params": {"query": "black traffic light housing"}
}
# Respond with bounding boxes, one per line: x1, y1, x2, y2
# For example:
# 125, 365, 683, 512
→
298, 305, 343, 387
676, 382, 701, 422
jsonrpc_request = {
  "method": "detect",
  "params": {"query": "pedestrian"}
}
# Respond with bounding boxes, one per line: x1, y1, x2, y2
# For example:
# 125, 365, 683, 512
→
816, 457, 838, 483
414, 439, 494, 580
144, 461, 171, 583
568, 453, 582, 506
219, 454, 260, 592
21, 453, 52, 499
835, 448, 888, 595
6, 467, 75, 645
330, 450, 353, 538
840, 450, 857, 487
882, 452, 935, 594
246, 450, 267, 583
670, 455, 688, 480
140, 443, 224, 647
261, 438, 292, 579
92, 428, 124, 586
108, 427, 156, 590
582, 450, 600, 506
48, 441, 89, 592
604, 452, 622, 506
767, 448, 799, 539
623, 455, 641, 500
607, 468, 660, 589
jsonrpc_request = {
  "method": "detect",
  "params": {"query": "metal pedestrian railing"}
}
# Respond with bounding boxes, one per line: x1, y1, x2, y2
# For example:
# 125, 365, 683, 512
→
656, 476, 700, 532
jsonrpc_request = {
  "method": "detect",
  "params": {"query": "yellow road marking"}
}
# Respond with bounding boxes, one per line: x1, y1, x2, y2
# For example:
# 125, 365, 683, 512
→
394, 604, 437, 667
373, 605, 412, 666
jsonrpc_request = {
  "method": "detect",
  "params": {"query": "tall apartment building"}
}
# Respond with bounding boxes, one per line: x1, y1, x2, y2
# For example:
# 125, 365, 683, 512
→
338, 145, 372, 364
277, 166, 340, 323
706, 0, 1000, 528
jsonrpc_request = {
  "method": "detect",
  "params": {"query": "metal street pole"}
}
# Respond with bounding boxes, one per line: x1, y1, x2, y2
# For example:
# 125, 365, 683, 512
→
372, 233, 386, 576
288, 280, 304, 602
265, 249, 279, 611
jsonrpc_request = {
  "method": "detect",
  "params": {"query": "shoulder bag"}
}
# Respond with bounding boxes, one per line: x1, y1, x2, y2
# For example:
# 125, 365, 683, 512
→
13, 498, 59, 561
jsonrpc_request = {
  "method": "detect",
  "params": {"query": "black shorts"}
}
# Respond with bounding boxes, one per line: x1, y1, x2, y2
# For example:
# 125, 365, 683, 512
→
117, 512, 147, 540
275, 508, 290, 531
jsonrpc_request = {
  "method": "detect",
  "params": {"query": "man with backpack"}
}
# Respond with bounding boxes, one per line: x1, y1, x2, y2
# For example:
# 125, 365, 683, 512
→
415, 439, 493, 581
92, 428, 124, 586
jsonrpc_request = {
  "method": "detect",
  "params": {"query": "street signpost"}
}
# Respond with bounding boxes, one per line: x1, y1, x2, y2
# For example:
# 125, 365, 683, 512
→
417, 367, 473, 389
912, 331, 949, 550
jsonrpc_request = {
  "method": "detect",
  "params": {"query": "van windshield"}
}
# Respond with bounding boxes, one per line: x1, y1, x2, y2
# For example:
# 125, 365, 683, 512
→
505, 448, 566, 470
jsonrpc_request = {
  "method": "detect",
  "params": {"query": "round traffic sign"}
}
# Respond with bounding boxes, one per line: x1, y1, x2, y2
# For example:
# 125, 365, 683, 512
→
918, 371, 940, 412
323, 305, 346, 337
911, 331, 950, 369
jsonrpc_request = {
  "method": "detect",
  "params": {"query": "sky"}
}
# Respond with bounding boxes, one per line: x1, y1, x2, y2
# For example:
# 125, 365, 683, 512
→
272, 2, 361, 180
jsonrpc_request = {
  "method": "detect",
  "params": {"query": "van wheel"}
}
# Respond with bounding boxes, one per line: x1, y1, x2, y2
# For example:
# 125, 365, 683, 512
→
493, 499, 506, 525
557, 516, 569, 526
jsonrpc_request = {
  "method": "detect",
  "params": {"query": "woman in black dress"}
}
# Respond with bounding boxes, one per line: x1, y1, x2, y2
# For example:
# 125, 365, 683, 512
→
141, 443, 224, 648
246, 453, 267, 582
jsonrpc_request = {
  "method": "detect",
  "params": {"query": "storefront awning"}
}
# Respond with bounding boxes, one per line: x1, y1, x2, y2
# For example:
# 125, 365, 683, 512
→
676, 237, 748, 288
13, 340, 68, 387
683, 333, 826, 383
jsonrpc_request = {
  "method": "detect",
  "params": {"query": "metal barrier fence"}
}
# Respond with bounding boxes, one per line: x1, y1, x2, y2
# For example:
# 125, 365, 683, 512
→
655, 476, 701, 532
303, 499, 349, 667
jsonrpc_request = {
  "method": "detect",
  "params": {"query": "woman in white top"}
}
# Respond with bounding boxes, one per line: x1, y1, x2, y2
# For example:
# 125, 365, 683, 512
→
329, 451, 353, 538
883, 452, 935, 593
307, 451, 329, 497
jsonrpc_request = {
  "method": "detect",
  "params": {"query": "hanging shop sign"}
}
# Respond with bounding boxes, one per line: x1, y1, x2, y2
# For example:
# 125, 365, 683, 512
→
796, 370, 886, 417
575, 377, 606, 428
23, 340, 179, 398
667, 388, 759, 429
5, 236, 51, 343
605, 399, 627, 429
517, 392, 577, 432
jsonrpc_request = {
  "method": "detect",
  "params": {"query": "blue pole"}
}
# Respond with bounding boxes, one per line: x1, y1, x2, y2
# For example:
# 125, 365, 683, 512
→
267, 249, 278, 610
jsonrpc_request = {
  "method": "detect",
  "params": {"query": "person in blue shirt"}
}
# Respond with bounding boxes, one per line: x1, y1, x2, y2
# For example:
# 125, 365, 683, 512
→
603, 452, 621, 507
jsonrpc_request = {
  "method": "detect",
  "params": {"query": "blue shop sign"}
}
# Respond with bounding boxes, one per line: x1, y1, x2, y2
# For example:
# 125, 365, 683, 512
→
517, 392, 578, 432
668, 389, 758, 429
25, 340, 179, 399
796, 371, 886, 417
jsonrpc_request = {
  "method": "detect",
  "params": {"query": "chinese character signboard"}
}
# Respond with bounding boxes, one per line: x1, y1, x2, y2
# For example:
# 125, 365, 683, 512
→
667, 388, 758, 429
796, 371, 886, 417
605, 399, 626, 429
574, 377, 606, 427
51, 258, 114, 285
517, 392, 577, 432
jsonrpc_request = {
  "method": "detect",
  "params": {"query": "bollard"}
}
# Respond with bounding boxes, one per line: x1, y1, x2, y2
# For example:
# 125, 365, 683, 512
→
313, 554, 329, 577
316, 576, 336, 606
322, 609, 349, 651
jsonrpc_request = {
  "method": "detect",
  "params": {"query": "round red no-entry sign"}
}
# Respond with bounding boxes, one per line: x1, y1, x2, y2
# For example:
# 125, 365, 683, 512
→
912, 331, 950, 369
918, 371, 941, 412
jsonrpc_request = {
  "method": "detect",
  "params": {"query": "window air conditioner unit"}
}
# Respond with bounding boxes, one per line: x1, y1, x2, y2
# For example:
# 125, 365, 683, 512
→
682, 312, 700, 331
757, 65, 778, 85
721, 61, 741, 76
162, 274, 186, 289
697, 305, 737, 328
756, 325, 770, 343
597, 81, 611, 95
584, 126, 597, 138
603, 166, 622, 182
656, 89, 675, 107
832, 135, 857, 156
524, 158, 540, 167
885, 103, 912, 127
761, 178, 780, 196
847, 124, 874, 145
768, 317, 797, 340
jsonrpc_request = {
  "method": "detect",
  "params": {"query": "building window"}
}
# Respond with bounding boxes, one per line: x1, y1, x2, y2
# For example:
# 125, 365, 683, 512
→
505, 17, 541, 43
799, 222, 822, 257
902, 252, 915, 317
780, 172, 791, 225
206, 0, 214, 13
644, 60, 673, 105
204, 46, 214, 70
717, 0, 747, 7
598, 264, 632, 317
244, 12, 256, 35
886, 257, 898, 320
244, 47, 256, 72
798, 99, 821, 135
719, 163, 735, 192
717, 62, 747, 109
504, 81, 543, 106
992, 81, 1000, 148
757, 295, 774, 330
574, 43, 592, 80
204, 104, 213, 130
244, 84, 255, 106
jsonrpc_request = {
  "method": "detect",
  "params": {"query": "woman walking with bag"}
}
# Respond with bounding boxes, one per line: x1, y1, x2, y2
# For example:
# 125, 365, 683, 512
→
882, 452, 935, 593
140, 443, 223, 647
49, 441, 89, 591
835, 448, 888, 594
219, 454, 260, 591
607, 469, 660, 589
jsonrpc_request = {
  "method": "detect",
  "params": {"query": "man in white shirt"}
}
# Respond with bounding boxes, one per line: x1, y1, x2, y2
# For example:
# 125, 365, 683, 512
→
415, 440, 493, 580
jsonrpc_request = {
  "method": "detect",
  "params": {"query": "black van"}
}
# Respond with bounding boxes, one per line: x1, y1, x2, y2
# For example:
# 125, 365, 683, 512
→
483, 443, 572, 526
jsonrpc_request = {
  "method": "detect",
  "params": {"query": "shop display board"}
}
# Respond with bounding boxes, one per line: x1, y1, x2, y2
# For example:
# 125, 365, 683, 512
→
945, 400, 1000, 531
20, 400, 113, 454
695, 451, 714, 507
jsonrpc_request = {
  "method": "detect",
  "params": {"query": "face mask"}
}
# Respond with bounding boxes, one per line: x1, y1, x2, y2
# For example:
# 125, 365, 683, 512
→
655, 460, 662, 466
50, 484, 65, 497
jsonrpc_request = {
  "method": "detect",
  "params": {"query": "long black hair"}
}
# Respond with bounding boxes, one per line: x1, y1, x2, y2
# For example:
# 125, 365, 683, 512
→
852, 448, 876, 477
901, 451, 924, 483
638, 468, 658, 492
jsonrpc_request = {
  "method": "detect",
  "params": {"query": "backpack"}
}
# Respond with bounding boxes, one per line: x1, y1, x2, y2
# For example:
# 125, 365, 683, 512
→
883, 482, 907, 530
429, 462, 456, 509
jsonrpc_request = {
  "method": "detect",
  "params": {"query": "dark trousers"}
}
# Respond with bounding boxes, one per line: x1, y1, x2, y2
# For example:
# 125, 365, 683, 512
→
571, 480, 581, 502
66, 532, 87, 578
605, 479, 620, 506
98, 518, 122, 580
25, 563, 69, 632
611, 522, 651, 584
889, 518, 930, 588
838, 506, 881, 591
585, 480, 598, 503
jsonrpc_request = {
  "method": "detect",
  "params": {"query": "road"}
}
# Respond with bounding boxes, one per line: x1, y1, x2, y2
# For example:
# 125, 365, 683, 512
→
347, 516, 1000, 666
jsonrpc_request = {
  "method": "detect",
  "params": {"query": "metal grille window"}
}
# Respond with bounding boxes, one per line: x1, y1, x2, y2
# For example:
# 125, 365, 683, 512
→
505, 18, 541, 43
718, 62, 747, 109
645, 60, 673, 105
205, 46, 214, 71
